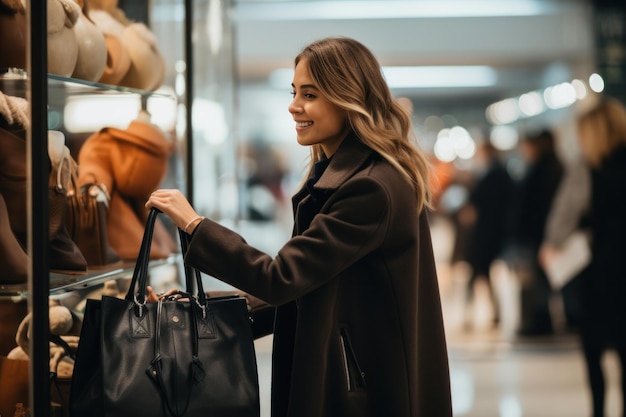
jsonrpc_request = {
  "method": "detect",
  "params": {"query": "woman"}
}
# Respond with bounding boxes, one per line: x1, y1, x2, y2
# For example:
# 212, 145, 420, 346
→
147, 37, 452, 417
574, 97, 626, 417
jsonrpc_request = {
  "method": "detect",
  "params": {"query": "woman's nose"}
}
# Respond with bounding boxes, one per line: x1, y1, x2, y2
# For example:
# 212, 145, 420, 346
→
288, 98, 301, 115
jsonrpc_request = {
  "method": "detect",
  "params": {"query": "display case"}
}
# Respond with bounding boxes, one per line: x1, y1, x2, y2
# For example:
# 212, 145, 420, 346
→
0, 69, 180, 295
0, 0, 237, 415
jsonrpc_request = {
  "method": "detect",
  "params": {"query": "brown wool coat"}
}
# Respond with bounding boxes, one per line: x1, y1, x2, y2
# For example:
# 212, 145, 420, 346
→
185, 134, 453, 417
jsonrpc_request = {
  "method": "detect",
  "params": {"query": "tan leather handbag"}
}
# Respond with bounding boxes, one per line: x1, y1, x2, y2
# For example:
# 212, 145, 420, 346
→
78, 119, 176, 260
65, 169, 121, 268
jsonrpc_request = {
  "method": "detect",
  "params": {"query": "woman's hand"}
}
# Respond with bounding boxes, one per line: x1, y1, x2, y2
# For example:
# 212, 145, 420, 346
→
145, 285, 179, 302
146, 189, 203, 233
538, 244, 560, 271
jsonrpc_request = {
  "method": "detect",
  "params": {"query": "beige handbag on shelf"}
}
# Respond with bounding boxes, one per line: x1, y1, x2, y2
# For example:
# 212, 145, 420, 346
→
70, 1, 108, 82
47, 0, 81, 77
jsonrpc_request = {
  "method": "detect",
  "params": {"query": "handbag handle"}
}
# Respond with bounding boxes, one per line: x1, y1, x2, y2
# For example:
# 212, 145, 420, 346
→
124, 207, 206, 315
143, 219, 209, 417
178, 228, 208, 306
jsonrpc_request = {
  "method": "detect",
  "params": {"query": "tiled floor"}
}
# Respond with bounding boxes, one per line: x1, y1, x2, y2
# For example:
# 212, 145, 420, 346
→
254, 299, 621, 417
254, 329, 622, 417
251, 216, 624, 416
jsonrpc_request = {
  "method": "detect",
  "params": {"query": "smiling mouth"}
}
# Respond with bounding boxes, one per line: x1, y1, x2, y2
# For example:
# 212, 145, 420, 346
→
296, 121, 313, 128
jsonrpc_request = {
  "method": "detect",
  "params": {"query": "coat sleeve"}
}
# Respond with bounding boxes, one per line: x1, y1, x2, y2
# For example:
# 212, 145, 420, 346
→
184, 175, 391, 306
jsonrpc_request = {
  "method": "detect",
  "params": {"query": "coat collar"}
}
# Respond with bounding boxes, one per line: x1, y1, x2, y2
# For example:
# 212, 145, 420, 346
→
313, 132, 375, 191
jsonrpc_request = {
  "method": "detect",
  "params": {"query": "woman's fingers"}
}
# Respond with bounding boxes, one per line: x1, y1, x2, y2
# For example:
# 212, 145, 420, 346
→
146, 286, 180, 302
146, 189, 201, 231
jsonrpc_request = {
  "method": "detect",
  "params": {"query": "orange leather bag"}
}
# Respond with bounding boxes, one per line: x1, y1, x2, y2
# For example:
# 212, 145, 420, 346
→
77, 119, 176, 260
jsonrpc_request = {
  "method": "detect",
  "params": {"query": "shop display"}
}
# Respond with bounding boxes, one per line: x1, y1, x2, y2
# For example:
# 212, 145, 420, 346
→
0, 0, 208, 413
87, 0, 166, 90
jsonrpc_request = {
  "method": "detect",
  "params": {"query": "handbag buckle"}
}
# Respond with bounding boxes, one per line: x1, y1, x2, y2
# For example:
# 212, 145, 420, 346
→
133, 293, 147, 317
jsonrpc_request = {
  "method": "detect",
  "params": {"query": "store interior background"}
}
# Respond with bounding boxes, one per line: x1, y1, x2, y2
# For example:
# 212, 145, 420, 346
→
144, 0, 621, 416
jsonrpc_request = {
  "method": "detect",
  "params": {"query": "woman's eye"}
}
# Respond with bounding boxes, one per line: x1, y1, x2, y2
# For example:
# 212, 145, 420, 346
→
290, 91, 315, 99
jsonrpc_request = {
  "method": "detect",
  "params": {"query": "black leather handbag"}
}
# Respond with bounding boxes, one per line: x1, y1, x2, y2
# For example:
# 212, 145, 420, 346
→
70, 208, 260, 417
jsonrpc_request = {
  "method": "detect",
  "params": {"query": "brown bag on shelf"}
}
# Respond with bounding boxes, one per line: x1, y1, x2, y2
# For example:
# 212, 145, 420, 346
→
0, 0, 27, 70
0, 192, 28, 284
78, 118, 176, 260
65, 165, 121, 268
48, 130, 88, 273
0, 355, 29, 417
0, 96, 87, 274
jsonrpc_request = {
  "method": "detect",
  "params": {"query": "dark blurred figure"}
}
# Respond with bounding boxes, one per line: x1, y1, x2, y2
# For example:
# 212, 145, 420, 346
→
461, 142, 514, 329
512, 128, 564, 336
570, 97, 626, 417
241, 139, 288, 221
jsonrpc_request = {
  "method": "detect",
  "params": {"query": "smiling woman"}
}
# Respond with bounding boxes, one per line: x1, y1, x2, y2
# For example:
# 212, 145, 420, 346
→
288, 59, 350, 155
146, 36, 452, 417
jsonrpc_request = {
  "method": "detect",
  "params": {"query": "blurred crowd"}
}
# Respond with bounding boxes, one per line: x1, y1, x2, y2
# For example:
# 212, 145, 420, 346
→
430, 97, 626, 417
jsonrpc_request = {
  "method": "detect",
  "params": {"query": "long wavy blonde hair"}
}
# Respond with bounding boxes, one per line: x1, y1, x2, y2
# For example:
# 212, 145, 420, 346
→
578, 97, 626, 168
295, 37, 432, 211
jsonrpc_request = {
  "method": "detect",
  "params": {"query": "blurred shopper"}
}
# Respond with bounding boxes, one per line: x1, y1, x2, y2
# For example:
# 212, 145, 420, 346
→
539, 154, 591, 330
241, 139, 289, 221
461, 142, 514, 329
511, 129, 563, 336
563, 97, 626, 417
146, 37, 452, 417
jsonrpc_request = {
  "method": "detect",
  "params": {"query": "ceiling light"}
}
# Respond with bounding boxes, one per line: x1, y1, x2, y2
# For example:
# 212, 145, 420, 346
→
382, 66, 497, 88
269, 65, 497, 89
235, 0, 560, 21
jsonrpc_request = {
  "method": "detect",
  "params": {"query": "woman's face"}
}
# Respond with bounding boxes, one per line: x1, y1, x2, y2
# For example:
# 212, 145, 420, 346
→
288, 58, 349, 157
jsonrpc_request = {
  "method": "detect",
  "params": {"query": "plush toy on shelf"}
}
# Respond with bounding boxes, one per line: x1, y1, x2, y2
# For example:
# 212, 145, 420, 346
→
7, 300, 82, 380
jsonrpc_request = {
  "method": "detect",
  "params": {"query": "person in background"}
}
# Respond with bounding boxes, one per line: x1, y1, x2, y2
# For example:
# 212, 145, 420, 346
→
511, 128, 563, 336
539, 153, 591, 331
146, 37, 452, 417
461, 141, 514, 329
558, 97, 626, 417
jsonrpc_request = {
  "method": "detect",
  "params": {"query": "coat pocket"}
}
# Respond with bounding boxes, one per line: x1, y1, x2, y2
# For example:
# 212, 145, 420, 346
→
339, 327, 367, 392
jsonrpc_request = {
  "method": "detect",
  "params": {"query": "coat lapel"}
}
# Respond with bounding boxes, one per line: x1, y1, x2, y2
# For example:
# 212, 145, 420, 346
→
291, 134, 375, 235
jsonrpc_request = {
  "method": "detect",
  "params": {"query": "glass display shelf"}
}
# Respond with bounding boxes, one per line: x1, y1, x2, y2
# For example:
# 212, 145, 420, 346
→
0, 67, 176, 101
0, 255, 179, 297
